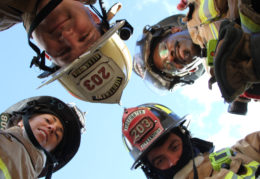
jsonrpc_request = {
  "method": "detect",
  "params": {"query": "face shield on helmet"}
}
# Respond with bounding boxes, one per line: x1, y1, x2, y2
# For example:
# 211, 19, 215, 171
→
133, 14, 205, 94
122, 103, 187, 170
28, 1, 133, 104
38, 20, 132, 104
0, 96, 86, 178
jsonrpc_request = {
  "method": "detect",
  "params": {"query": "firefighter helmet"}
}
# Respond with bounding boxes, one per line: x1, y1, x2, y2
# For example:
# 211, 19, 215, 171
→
122, 103, 186, 169
133, 14, 205, 93
0, 96, 85, 178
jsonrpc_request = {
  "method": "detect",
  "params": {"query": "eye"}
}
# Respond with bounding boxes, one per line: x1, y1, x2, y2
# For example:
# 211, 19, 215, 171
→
154, 157, 165, 167
57, 47, 71, 58
55, 128, 63, 141
169, 142, 179, 152
78, 34, 88, 42
55, 132, 59, 140
45, 118, 50, 124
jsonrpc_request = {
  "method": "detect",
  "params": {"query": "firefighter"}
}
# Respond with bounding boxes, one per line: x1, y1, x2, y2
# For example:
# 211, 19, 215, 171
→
134, 8, 260, 115
122, 103, 260, 179
0, 0, 133, 104
0, 96, 85, 179
133, 14, 205, 94
176, 0, 260, 114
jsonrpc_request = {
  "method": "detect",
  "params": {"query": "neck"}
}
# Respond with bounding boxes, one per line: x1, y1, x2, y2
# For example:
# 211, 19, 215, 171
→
174, 154, 204, 179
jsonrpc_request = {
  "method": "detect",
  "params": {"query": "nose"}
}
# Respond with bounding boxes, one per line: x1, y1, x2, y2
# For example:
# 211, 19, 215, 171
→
167, 154, 179, 168
60, 28, 79, 48
48, 125, 56, 134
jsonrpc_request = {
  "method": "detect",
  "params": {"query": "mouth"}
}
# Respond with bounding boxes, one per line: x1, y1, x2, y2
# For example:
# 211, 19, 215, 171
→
38, 128, 48, 143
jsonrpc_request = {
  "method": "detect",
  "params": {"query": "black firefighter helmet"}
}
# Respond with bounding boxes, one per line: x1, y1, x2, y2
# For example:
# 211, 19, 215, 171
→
0, 96, 85, 178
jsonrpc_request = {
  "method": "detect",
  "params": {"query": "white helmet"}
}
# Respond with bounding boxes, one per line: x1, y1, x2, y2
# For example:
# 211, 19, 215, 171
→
28, 0, 133, 104
39, 21, 132, 104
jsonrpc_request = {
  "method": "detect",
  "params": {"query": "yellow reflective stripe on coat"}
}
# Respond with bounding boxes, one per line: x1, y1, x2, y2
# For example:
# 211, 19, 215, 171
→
0, 158, 11, 179
199, 0, 219, 39
224, 161, 260, 179
239, 11, 260, 33
199, 0, 219, 23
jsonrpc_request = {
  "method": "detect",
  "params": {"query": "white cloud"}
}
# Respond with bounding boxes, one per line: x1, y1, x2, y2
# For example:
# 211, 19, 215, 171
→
180, 73, 223, 104
162, 1, 180, 15
180, 71, 260, 150
208, 103, 259, 150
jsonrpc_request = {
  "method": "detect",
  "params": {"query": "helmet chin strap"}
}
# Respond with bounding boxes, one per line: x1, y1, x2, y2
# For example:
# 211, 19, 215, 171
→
28, 0, 62, 72
22, 113, 57, 179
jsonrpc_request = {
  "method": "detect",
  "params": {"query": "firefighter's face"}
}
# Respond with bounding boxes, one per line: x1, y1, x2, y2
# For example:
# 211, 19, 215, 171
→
32, 0, 101, 67
153, 29, 201, 73
147, 133, 183, 170
19, 114, 64, 152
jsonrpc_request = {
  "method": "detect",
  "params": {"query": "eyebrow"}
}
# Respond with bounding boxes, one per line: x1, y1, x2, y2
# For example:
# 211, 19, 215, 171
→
150, 139, 179, 164
168, 139, 179, 149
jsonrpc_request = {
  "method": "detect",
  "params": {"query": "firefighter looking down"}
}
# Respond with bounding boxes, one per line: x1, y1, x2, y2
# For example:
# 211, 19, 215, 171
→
122, 103, 260, 179
0, 96, 85, 179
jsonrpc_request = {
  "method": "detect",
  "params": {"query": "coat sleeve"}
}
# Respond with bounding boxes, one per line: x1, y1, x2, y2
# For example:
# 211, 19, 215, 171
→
232, 131, 260, 163
0, 2, 22, 31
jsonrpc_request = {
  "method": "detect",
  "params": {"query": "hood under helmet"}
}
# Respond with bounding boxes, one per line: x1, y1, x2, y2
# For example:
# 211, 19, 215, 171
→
0, 96, 86, 179
122, 103, 213, 179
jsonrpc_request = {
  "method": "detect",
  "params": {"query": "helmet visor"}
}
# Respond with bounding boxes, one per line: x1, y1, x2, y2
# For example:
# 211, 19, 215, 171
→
156, 40, 203, 76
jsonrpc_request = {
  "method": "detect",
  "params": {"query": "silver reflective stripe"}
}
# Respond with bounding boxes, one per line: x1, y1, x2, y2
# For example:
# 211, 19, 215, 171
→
203, 0, 211, 20
0, 169, 6, 179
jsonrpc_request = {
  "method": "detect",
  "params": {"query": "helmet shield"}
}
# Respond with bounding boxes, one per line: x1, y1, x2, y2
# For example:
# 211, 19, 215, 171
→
38, 21, 132, 104
1, 96, 85, 177
122, 104, 186, 169
133, 14, 205, 93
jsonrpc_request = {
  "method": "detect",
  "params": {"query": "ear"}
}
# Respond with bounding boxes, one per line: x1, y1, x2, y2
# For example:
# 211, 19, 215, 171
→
171, 27, 182, 34
18, 120, 24, 128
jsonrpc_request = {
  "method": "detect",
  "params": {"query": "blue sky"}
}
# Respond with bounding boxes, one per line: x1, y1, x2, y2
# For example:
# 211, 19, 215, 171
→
0, 0, 259, 178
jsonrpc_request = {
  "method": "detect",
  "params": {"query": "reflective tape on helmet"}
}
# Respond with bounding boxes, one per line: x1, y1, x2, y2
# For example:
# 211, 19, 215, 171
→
0, 158, 11, 179
224, 161, 260, 179
239, 11, 260, 33
154, 104, 172, 114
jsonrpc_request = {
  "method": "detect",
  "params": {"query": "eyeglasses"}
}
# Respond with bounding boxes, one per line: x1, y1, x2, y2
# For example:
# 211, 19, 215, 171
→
157, 41, 179, 74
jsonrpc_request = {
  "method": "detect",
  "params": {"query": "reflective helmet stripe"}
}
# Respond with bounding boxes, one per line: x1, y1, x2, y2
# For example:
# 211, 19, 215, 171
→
154, 104, 172, 114
199, 0, 219, 24
224, 161, 260, 179
0, 158, 11, 179
239, 11, 260, 33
